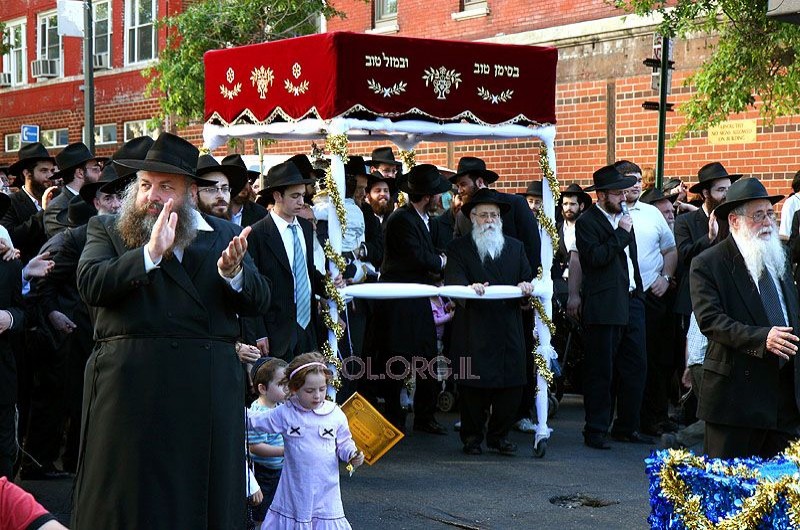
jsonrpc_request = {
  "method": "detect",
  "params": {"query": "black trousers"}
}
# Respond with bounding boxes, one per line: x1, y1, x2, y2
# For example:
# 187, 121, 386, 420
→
640, 291, 678, 431
583, 296, 646, 435
515, 308, 535, 421
460, 385, 523, 446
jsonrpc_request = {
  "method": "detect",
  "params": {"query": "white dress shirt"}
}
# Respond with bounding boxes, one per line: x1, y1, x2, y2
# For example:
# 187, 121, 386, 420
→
628, 200, 676, 291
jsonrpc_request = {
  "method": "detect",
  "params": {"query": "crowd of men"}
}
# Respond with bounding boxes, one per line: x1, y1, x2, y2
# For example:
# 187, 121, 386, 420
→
0, 130, 799, 528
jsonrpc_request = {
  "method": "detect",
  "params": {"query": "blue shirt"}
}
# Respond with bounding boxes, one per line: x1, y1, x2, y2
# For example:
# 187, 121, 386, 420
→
247, 401, 284, 469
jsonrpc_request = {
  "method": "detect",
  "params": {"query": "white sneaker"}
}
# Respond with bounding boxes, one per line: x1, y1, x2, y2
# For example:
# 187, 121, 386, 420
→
515, 418, 536, 433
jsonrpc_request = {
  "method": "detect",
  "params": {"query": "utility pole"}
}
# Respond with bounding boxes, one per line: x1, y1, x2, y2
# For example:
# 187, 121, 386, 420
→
84, 0, 95, 152
642, 34, 674, 190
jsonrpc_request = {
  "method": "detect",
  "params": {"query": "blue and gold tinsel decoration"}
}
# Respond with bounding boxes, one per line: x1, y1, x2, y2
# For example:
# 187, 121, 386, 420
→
646, 440, 800, 529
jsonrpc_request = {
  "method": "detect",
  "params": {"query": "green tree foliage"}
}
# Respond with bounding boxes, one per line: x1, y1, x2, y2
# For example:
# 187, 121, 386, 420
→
143, 0, 345, 127
0, 23, 9, 57
615, 0, 800, 141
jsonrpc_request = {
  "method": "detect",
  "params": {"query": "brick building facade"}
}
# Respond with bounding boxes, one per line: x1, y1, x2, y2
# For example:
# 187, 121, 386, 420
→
2, 0, 798, 199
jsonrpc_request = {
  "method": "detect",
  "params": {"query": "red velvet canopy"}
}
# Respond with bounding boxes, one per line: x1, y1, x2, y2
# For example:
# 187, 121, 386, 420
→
204, 31, 557, 127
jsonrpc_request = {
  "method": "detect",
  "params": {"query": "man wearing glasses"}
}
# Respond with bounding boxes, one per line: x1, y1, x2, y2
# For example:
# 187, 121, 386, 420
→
194, 155, 247, 221
577, 165, 648, 449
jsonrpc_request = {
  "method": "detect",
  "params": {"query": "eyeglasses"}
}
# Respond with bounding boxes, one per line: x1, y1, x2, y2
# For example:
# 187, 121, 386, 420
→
737, 211, 776, 223
199, 185, 231, 195
471, 211, 501, 220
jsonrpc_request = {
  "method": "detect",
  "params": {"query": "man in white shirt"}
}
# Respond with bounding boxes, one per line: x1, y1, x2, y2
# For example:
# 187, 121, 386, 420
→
779, 170, 800, 241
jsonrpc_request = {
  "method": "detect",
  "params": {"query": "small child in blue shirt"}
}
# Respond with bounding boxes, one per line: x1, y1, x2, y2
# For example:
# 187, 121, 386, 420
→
247, 358, 287, 527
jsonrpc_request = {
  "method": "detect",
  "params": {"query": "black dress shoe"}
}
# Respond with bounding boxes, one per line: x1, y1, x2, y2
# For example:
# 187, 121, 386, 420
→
20, 464, 72, 480
610, 431, 656, 444
487, 439, 518, 455
413, 420, 448, 435
462, 443, 482, 455
583, 433, 611, 450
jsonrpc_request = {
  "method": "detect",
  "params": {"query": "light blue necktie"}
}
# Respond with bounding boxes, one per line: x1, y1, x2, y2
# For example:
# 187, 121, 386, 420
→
289, 224, 311, 329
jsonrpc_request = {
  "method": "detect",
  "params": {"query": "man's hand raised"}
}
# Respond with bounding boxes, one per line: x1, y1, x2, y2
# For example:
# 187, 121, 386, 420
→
146, 199, 177, 263
218, 225, 251, 278
766, 326, 799, 360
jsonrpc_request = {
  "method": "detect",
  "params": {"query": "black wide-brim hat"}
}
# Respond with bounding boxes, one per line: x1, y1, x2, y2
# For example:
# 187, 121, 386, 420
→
196, 154, 247, 197
112, 136, 155, 178
449, 156, 499, 185
370, 146, 402, 167
8, 142, 55, 180
221, 153, 261, 184
640, 187, 678, 206
399, 164, 451, 196
115, 133, 215, 186
366, 170, 396, 193
0, 193, 10, 218
79, 164, 131, 204
584, 165, 637, 192
56, 194, 97, 228
559, 182, 592, 210
689, 162, 742, 194
712, 177, 784, 220
53, 142, 97, 178
462, 188, 512, 216
345, 155, 369, 177
662, 177, 683, 193
287, 154, 324, 180
516, 180, 543, 198
263, 161, 315, 193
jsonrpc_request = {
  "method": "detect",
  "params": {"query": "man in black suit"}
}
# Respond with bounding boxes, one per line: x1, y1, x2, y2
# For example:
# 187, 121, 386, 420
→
1, 143, 55, 264
43, 142, 103, 238
577, 165, 649, 449
193, 154, 247, 221
445, 188, 533, 455
248, 161, 337, 360
73, 133, 270, 529
366, 164, 451, 434
674, 162, 740, 321
691, 178, 800, 459
222, 154, 269, 227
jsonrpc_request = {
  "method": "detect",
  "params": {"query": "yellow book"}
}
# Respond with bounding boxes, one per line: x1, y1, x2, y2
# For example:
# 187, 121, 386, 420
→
341, 392, 404, 465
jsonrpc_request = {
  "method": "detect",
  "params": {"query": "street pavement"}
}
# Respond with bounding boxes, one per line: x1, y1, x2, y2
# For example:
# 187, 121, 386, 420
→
21, 395, 656, 529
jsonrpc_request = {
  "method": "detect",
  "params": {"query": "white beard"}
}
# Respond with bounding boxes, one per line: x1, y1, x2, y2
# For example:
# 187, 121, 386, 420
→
732, 223, 787, 284
472, 219, 505, 262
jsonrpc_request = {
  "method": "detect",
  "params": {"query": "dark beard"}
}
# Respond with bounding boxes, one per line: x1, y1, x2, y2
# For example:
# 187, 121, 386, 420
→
706, 195, 724, 211
198, 199, 231, 220
371, 199, 393, 217
116, 188, 198, 259
232, 188, 255, 206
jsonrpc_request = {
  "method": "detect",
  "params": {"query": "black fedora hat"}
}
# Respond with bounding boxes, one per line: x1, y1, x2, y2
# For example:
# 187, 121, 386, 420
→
263, 161, 315, 193
689, 162, 742, 194
8, 142, 55, 179
370, 147, 402, 167
196, 154, 247, 197
221, 153, 260, 184
640, 187, 678, 206
53, 143, 98, 179
712, 177, 784, 220
56, 194, 97, 228
111, 136, 155, 178
560, 182, 592, 210
449, 156, 499, 185
663, 177, 683, 193
462, 188, 511, 216
0, 193, 9, 218
115, 133, 215, 185
517, 180, 543, 198
366, 170, 396, 193
344, 156, 369, 177
79, 164, 131, 204
287, 154, 324, 180
584, 165, 637, 192
399, 164, 451, 196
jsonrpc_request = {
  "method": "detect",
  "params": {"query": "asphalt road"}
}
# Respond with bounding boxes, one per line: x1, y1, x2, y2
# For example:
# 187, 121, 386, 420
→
21, 395, 655, 529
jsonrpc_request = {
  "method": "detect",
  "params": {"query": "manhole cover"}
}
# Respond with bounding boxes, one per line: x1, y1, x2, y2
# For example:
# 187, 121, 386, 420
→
549, 494, 620, 509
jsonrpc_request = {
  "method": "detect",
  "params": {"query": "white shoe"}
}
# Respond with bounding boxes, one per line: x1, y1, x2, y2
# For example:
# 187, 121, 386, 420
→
515, 418, 536, 433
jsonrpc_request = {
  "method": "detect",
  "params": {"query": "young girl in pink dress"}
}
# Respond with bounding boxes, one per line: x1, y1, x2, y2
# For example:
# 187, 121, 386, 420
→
248, 352, 364, 530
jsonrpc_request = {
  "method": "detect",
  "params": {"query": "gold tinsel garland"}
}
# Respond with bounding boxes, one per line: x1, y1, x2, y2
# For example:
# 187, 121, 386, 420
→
538, 144, 560, 205
536, 208, 560, 256
656, 441, 800, 529
530, 296, 556, 389
396, 149, 416, 207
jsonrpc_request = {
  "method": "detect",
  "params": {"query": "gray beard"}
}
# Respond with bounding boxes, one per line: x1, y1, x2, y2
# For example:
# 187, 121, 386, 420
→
732, 225, 787, 285
116, 182, 198, 259
471, 219, 505, 262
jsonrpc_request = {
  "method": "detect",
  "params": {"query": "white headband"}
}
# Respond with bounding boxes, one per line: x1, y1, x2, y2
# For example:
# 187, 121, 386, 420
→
289, 361, 327, 380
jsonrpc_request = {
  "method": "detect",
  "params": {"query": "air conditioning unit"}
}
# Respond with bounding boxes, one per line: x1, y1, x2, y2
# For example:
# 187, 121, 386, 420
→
31, 59, 59, 78
0, 72, 11, 87
93, 52, 110, 70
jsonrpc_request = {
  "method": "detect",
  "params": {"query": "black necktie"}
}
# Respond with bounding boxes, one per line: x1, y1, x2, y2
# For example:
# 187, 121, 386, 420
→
759, 271, 788, 368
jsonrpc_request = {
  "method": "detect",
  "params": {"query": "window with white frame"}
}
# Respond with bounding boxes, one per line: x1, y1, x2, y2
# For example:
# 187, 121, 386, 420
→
37, 12, 61, 63
123, 120, 158, 142
5, 133, 21, 153
375, 0, 397, 23
85, 123, 117, 145
94, 1, 111, 59
2, 20, 27, 86
41, 128, 69, 148
126, 0, 157, 64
